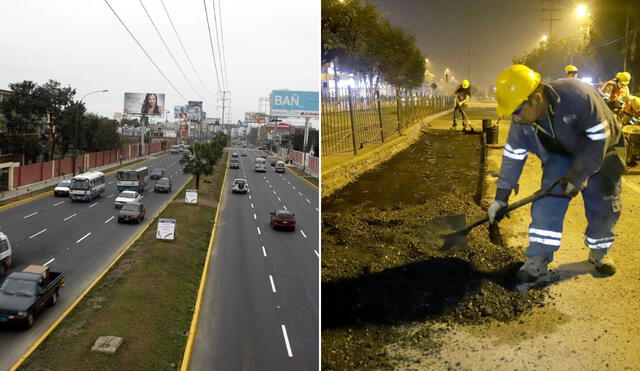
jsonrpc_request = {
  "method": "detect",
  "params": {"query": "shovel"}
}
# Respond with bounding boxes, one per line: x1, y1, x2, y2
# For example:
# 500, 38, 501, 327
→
423, 179, 563, 251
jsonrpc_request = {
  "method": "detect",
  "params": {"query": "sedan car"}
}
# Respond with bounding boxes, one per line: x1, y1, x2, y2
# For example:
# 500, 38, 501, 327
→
270, 209, 296, 231
232, 179, 248, 194
150, 168, 165, 180
230, 159, 240, 169
154, 177, 172, 193
118, 203, 145, 224
241, 151, 247, 156
232, 152, 239, 158
114, 191, 142, 208
54, 180, 71, 197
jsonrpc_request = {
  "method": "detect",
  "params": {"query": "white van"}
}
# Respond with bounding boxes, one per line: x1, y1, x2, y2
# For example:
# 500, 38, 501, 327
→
275, 161, 286, 173
254, 158, 267, 172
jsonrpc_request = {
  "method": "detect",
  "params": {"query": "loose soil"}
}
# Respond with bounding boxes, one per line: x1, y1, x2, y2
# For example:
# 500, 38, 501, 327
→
322, 131, 548, 370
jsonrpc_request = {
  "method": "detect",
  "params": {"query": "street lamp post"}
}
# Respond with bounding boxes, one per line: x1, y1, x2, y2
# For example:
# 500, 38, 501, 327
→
72, 89, 108, 176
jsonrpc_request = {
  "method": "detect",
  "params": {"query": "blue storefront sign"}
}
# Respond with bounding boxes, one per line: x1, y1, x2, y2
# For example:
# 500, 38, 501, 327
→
270, 90, 319, 118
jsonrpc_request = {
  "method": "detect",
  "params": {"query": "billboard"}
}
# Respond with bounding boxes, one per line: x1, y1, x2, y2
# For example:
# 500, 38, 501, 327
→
124, 92, 165, 117
245, 111, 268, 123
179, 123, 189, 137
174, 106, 189, 119
188, 101, 203, 108
186, 105, 202, 120
270, 90, 319, 118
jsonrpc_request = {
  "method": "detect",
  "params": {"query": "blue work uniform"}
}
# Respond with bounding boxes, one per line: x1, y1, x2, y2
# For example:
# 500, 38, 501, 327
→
495, 79, 626, 258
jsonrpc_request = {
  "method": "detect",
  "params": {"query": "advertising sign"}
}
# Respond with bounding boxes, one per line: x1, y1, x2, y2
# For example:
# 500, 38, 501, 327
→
174, 106, 189, 119
179, 123, 189, 137
245, 111, 268, 123
188, 101, 203, 108
270, 90, 319, 118
185, 189, 198, 204
186, 105, 202, 120
156, 218, 176, 240
124, 92, 165, 117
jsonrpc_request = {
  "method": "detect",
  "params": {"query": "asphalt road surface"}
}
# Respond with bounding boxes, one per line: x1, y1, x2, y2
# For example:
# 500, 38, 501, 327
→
0, 152, 190, 370
190, 148, 319, 371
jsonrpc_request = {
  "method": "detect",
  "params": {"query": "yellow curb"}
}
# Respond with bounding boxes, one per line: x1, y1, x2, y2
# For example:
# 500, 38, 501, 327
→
0, 153, 169, 211
9, 164, 191, 371
180, 154, 229, 371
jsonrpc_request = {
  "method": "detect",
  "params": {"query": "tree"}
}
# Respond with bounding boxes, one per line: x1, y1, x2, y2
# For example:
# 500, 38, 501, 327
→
36, 80, 75, 160
180, 132, 228, 190
513, 37, 595, 80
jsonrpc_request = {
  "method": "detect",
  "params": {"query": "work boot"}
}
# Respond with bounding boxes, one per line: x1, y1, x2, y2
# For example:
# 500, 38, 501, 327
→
516, 255, 551, 283
588, 249, 616, 276
451, 121, 457, 130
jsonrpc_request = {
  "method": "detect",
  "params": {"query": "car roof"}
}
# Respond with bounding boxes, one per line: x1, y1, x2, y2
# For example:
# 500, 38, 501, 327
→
233, 178, 247, 182
158, 177, 170, 181
120, 191, 137, 195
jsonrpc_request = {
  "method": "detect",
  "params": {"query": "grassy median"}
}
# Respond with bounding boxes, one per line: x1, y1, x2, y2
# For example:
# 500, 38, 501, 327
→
19, 153, 228, 371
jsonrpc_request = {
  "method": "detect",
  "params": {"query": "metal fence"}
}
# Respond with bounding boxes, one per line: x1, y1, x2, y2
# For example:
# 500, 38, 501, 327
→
321, 86, 454, 156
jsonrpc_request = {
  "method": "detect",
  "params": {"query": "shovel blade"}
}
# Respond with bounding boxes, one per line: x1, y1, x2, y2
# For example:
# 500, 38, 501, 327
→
421, 214, 467, 251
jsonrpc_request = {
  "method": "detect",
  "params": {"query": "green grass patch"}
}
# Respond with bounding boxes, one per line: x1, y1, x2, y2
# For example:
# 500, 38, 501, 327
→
18, 153, 228, 371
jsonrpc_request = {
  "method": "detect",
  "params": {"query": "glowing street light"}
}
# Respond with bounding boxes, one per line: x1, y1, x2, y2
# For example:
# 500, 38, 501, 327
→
576, 4, 588, 18
540, 35, 548, 43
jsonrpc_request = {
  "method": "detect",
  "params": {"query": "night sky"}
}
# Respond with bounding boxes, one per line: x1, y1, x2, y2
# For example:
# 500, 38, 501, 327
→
373, 0, 589, 91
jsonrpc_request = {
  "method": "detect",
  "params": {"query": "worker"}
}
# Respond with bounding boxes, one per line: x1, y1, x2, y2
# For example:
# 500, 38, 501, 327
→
598, 72, 631, 113
619, 95, 640, 126
565, 64, 578, 79
489, 64, 625, 283
451, 79, 472, 132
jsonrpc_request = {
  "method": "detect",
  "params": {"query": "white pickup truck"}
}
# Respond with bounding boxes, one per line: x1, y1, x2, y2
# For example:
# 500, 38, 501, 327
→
0, 232, 13, 275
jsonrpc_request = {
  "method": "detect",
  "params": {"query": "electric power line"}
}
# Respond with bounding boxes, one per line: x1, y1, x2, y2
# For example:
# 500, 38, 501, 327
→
104, 0, 187, 101
160, 0, 214, 97
202, 0, 223, 92
217, 0, 229, 90
139, 0, 201, 99
212, 0, 229, 90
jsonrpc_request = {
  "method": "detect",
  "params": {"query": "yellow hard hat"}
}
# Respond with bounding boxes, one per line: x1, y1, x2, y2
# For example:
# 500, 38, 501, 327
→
495, 64, 542, 117
565, 64, 578, 73
630, 96, 640, 111
617, 71, 631, 85
462, 79, 470, 88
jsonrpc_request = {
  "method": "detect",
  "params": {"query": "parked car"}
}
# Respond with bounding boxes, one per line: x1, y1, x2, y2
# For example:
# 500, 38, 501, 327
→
171, 145, 180, 154
230, 159, 240, 169
241, 151, 248, 156
270, 209, 296, 231
150, 168, 165, 180
118, 203, 146, 224
232, 152, 239, 158
53, 180, 71, 197
275, 161, 286, 173
0, 265, 64, 328
154, 177, 172, 193
114, 190, 142, 208
232, 179, 248, 194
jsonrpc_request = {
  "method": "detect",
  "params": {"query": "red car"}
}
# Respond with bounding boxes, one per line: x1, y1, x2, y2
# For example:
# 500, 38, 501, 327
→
270, 210, 296, 230
118, 203, 145, 224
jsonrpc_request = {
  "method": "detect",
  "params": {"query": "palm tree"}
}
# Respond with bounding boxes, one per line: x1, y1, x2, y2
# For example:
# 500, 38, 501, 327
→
179, 133, 228, 190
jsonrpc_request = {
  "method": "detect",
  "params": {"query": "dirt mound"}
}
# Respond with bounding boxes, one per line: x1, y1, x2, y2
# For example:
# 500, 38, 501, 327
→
322, 132, 548, 370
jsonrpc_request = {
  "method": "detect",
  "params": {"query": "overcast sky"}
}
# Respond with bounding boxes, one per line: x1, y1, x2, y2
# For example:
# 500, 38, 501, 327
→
373, 0, 589, 92
0, 0, 319, 126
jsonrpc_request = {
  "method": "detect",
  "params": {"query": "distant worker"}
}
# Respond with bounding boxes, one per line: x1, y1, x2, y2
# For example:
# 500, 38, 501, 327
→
489, 64, 625, 283
565, 64, 578, 79
451, 79, 472, 131
598, 72, 631, 113
619, 95, 640, 126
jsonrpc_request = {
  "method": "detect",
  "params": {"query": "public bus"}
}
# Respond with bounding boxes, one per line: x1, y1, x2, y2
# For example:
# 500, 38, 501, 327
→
69, 171, 106, 202
116, 167, 149, 192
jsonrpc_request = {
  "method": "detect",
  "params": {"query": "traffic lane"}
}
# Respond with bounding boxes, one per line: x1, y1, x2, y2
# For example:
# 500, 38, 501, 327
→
191, 168, 295, 370
246, 150, 317, 203
0, 155, 185, 245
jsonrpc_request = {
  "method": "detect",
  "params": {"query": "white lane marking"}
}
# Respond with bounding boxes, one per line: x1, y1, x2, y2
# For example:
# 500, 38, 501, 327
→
64, 213, 77, 221
273, 190, 276, 195
29, 229, 47, 239
287, 182, 290, 185
315, 208, 319, 212
43, 258, 55, 266
283, 205, 287, 210
298, 192, 303, 196
277, 197, 281, 201
269, 275, 277, 293
104, 216, 115, 223
251, 203, 254, 209
269, 184, 272, 188
23, 212, 38, 219
89, 202, 98, 208
300, 230, 307, 238
266, 180, 269, 183
262, 246, 267, 257
76, 232, 92, 243
53, 201, 64, 206
306, 198, 311, 203
281, 325, 293, 357
253, 213, 257, 220
108, 181, 114, 184
107, 194, 114, 198
257, 227, 261, 235
314, 250, 320, 258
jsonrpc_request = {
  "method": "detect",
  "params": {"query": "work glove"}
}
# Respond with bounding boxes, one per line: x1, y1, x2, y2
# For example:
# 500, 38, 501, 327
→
561, 178, 580, 198
488, 200, 508, 224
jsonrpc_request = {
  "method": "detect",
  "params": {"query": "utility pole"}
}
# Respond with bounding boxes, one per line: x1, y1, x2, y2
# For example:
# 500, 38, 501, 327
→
467, 13, 471, 82
623, 4, 631, 72
218, 91, 231, 126
541, 0, 562, 40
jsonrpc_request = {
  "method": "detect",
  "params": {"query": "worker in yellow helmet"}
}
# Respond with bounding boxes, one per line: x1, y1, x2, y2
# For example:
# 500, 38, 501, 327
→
490, 64, 625, 282
619, 95, 640, 126
598, 72, 631, 113
565, 65, 578, 78
451, 79, 472, 132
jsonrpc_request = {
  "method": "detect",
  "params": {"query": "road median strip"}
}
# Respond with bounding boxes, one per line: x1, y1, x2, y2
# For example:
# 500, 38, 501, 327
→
14, 154, 227, 371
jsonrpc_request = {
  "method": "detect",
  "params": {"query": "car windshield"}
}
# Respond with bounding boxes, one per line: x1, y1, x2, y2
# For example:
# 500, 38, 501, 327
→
234, 180, 245, 185
69, 179, 89, 190
152, 169, 163, 174
120, 192, 135, 199
0, 278, 36, 296
121, 204, 139, 211
276, 212, 294, 219
58, 181, 71, 187
158, 178, 170, 185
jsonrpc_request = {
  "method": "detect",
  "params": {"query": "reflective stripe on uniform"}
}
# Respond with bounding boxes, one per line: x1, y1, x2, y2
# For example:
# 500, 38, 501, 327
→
585, 121, 610, 141
530, 237, 562, 246
530, 228, 562, 238
503, 143, 528, 160
585, 235, 614, 249
529, 228, 562, 246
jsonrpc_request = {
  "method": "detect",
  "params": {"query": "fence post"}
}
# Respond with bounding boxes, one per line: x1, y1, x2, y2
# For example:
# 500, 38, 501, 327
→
396, 90, 401, 134
376, 90, 385, 143
347, 86, 358, 155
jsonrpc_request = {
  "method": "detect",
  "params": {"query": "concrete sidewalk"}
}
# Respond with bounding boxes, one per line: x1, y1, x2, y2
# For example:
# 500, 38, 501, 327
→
0, 151, 169, 205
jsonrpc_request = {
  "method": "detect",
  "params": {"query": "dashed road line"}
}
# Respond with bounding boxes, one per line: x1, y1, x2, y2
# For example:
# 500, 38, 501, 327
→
23, 212, 38, 219
104, 216, 115, 223
315, 208, 319, 212
262, 246, 267, 257
253, 213, 257, 220
53, 201, 64, 206
306, 198, 311, 203
64, 213, 77, 221
107, 194, 114, 198
277, 197, 281, 201
43, 258, 55, 266
298, 192, 303, 196
257, 227, 261, 235
283, 205, 287, 210
269, 275, 277, 293
108, 181, 114, 184
89, 202, 98, 208
300, 230, 307, 238
29, 229, 47, 239
314, 250, 320, 258
251, 203, 254, 209
76, 232, 92, 243
281, 325, 293, 357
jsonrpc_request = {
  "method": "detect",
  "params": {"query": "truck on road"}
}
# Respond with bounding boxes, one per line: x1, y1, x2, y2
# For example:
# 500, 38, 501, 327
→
0, 232, 12, 275
0, 265, 64, 328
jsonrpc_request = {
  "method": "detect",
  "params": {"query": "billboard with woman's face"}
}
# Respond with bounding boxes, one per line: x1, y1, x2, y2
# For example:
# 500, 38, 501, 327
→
124, 92, 165, 116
